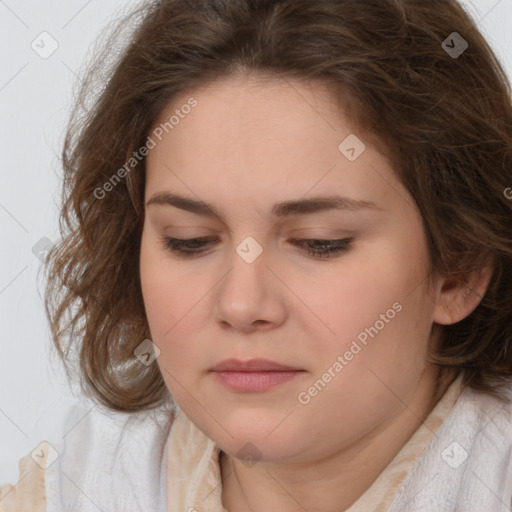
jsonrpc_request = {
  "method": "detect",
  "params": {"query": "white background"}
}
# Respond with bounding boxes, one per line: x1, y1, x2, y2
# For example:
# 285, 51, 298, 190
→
1, 0, 511, 485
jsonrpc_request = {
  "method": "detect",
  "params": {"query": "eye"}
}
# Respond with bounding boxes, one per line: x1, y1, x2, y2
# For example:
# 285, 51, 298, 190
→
160, 236, 215, 257
159, 236, 354, 259
289, 238, 354, 259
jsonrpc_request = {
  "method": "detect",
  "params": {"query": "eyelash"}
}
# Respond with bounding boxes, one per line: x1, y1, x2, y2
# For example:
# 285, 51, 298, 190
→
159, 236, 354, 260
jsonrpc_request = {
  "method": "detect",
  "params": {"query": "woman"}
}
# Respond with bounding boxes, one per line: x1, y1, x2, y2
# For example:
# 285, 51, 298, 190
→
2, 0, 512, 510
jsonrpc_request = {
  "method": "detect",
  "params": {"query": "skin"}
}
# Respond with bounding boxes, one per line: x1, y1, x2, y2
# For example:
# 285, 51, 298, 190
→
139, 72, 492, 512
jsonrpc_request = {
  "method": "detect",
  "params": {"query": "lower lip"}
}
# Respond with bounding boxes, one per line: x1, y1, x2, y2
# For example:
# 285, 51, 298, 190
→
213, 371, 304, 392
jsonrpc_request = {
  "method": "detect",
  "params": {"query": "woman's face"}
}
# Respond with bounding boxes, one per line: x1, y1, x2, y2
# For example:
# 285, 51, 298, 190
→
140, 73, 443, 462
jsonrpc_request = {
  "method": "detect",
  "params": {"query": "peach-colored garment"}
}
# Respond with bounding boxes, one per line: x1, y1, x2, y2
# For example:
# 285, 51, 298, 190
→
166, 372, 464, 511
0, 450, 47, 512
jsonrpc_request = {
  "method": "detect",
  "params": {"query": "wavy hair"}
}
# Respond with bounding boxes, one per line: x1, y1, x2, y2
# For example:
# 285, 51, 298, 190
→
44, 0, 512, 411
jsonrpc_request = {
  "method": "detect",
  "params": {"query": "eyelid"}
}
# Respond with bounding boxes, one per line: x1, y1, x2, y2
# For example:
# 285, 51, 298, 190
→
164, 226, 220, 237
163, 226, 355, 236
288, 228, 356, 238
159, 235, 354, 260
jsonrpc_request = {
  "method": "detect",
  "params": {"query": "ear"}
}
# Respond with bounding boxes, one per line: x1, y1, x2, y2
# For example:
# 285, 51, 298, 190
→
432, 264, 494, 326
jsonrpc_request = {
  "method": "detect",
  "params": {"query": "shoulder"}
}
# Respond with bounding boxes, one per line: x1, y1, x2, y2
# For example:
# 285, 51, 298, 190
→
449, 377, 512, 432
388, 378, 512, 511
1, 400, 176, 512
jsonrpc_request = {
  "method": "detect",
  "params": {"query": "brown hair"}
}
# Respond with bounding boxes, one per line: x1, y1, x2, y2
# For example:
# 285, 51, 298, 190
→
44, 0, 512, 411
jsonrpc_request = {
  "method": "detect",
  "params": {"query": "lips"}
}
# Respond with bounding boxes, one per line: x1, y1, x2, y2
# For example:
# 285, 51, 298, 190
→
211, 358, 305, 392
211, 358, 302, 372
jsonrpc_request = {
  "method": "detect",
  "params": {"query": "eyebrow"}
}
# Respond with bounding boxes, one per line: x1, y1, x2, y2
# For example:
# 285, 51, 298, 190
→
145, 192, 382, 218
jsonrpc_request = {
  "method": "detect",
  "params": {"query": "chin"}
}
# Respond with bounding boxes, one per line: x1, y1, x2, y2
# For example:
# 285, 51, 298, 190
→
217, 436, 299, 465
210, 416, 304, 461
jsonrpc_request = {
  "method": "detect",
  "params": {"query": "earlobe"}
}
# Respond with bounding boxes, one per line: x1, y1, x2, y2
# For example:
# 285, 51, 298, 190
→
432, 265, 494, 326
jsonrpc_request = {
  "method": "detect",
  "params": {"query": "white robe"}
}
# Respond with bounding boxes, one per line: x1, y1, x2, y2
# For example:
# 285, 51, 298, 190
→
2, 375, 512, 511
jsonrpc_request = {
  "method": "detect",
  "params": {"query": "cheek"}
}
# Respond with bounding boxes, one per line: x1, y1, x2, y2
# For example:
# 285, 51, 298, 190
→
300, 240, 432, 371
140, 227, 196, 334
139, 234, 208, 393
296, 258, 412, 346
140, 233, 185, 353
140, 244, 170, 337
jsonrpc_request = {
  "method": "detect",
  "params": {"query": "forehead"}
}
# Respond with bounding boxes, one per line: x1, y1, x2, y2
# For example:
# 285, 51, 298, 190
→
144, 73, 406, 219
148, 72, 348, 165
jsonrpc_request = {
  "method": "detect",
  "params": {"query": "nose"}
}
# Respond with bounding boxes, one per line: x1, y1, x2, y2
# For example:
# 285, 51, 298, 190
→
212, 242, 287, 333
